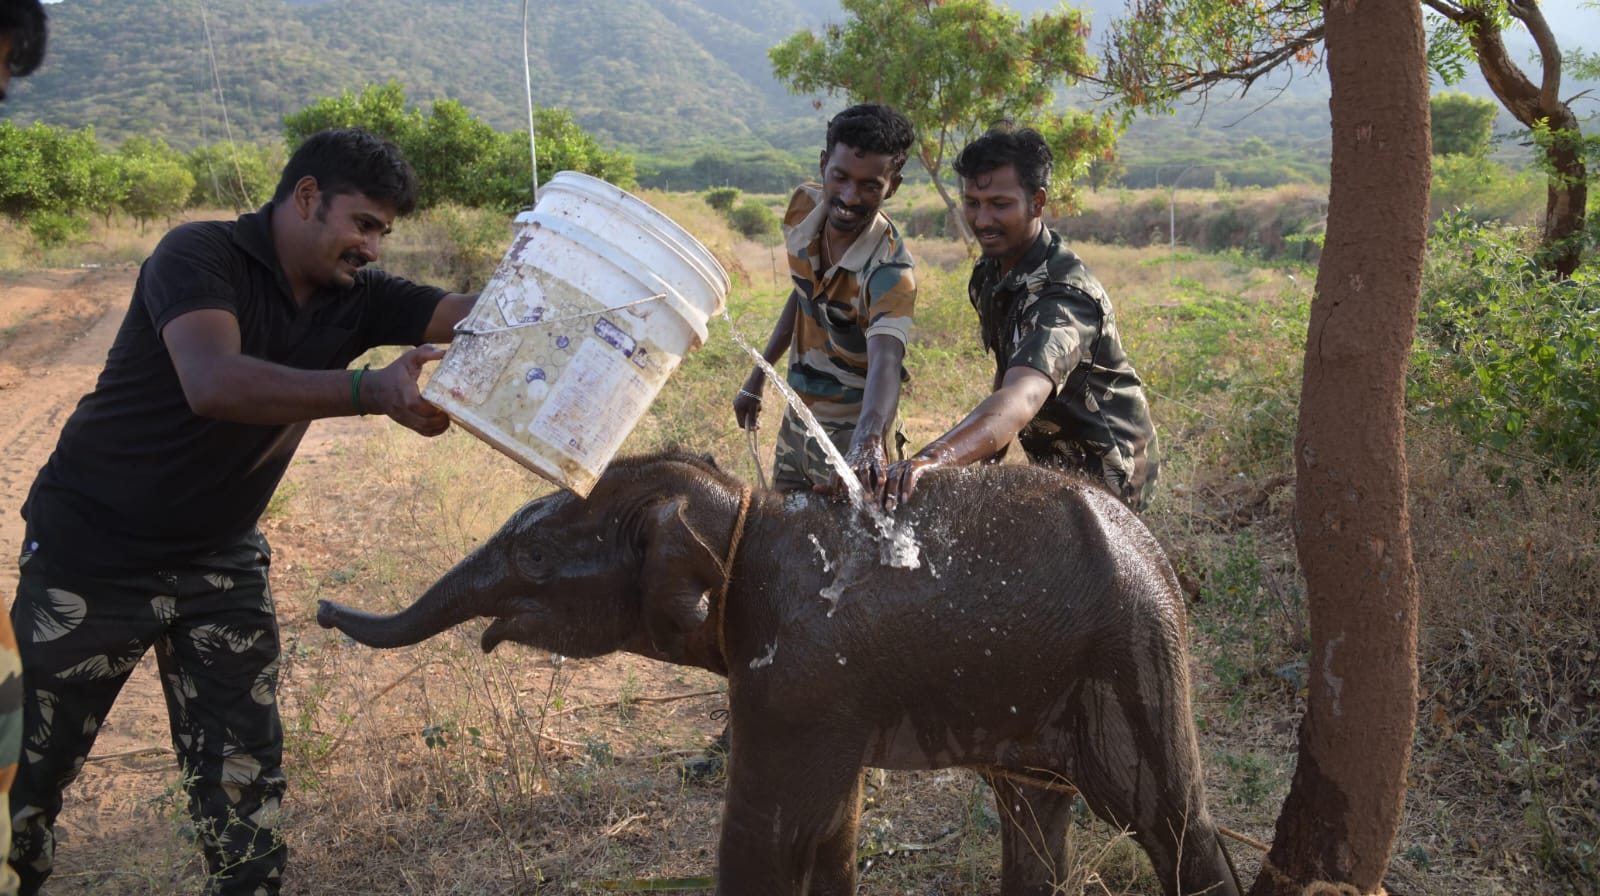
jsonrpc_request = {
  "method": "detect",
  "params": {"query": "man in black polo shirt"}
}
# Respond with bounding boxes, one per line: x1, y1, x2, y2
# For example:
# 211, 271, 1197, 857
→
7, 128, 479, 896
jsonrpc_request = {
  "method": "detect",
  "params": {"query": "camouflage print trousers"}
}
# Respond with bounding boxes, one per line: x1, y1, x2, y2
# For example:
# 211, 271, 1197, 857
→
0, 611, 20, 896
8, 532, 286, 896
771, 410, 906, 494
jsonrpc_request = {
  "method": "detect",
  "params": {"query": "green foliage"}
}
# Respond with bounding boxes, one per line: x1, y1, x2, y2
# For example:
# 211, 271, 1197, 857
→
1216, 751, 1277, 808
1493, 712, 1600, 888
0, 121, 102, 220
27, 211, 89, 248
1102, 0, 1325, 113
728, 200, 780, 242
117, 136, 195, 229
1190, 530, 1306, 716
1431, 92, 1499, 157
1145, 279, 1308, 472
1411, 214, 1600, 474
187, 142, 281, 211
770, 0, 1119, 234
704, 187, 742, 213
282, 83, 636, 211
1424, 11, 1477, 86
1430, 153, 1542, 224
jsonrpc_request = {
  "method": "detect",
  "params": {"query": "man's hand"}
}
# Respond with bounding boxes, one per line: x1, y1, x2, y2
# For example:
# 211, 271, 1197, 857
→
821, 432, 887, 501
366, 345, 450, 436
879, 451, 945, 512
734, 373, 764, 431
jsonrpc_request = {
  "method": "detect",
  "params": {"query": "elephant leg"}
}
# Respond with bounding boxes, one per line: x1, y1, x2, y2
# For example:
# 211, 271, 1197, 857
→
1068, 681, 1242, 896
805, 771, 864, 896
983, 771, 1077, 896
716, 740, 863, 896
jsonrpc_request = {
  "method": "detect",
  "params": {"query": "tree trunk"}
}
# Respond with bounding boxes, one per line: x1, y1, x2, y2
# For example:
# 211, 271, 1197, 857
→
1439, 0, 1589, 278
1247, 0, 1426, 893
920, 147, 975, 245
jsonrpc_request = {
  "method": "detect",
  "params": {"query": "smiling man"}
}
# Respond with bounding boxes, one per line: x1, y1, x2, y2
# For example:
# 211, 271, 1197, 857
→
881, 123, 1159, 513
7, 128, 478, 896
732, 103, 918, 496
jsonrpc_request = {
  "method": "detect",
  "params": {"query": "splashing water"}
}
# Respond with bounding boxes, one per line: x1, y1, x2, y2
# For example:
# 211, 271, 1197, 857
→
724, 314, 921, 569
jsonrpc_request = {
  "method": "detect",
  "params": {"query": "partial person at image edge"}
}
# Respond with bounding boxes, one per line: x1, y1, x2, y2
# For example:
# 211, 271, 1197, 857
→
0, 3, 50, 895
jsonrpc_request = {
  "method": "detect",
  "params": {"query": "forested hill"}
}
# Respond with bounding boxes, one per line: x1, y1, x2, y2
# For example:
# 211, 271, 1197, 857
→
2, 0, 854, 153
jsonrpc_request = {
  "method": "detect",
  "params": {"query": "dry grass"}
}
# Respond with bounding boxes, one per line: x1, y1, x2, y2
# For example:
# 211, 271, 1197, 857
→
21, 193, 1598, 895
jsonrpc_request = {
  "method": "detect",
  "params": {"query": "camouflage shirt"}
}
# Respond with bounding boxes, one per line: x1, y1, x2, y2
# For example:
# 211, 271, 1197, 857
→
782, 184, 917, 427
970, 227, 1159, 511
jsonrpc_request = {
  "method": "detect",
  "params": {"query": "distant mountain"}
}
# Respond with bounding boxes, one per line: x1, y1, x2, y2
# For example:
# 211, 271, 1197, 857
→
3, 0, 844, 153
5, 0, 1592, 165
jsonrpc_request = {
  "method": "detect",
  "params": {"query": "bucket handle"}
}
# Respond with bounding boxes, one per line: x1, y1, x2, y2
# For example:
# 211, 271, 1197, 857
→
454, 292, 671, 337
647, 272, 713, 347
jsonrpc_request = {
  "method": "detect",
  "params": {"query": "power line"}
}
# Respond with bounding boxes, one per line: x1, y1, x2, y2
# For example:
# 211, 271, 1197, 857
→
197, 0, 250, 208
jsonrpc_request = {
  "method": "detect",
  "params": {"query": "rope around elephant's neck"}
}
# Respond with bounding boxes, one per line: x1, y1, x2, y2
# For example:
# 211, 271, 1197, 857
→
712, 485, 752, 676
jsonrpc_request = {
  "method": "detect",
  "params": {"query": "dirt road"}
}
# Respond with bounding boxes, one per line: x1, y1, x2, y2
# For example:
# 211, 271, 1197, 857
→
0, 267, 139, 593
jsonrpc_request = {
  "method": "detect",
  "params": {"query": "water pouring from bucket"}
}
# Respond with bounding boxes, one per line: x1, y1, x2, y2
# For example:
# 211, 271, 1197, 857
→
726, 324, 922, 571
423, 172, 729, 497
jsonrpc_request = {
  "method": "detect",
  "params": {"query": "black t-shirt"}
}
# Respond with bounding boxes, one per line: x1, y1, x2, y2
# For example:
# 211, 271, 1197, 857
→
21, 204, 445, 571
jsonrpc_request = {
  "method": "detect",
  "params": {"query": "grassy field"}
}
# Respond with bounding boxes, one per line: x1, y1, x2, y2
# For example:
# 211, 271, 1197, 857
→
7, 190, 1596, 895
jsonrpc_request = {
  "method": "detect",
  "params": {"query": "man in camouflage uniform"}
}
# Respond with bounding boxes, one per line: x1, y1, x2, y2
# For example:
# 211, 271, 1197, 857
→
686, 104, 917, 781
0, 4, 48, 894
881, 124, 1159, 513
733, 103, 918, 495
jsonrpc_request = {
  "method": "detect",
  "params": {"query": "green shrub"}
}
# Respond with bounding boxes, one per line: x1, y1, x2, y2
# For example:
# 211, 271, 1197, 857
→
28, 211, 89, 247
1410, 214, 1600, 475
728, 199, 779, 242
1430, 154, 1542, 225
704, 186, 741, 212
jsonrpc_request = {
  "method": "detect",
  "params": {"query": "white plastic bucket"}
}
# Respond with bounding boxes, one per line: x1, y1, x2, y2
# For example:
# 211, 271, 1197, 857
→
423, 171, 729, 496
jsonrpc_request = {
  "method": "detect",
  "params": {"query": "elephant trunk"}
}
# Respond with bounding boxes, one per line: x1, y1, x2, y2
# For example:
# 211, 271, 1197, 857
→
317, 543, 510, 648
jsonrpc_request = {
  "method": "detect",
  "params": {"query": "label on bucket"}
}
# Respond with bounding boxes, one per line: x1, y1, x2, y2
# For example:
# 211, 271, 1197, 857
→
527, 338, 656, 470
424, 266, 688, 495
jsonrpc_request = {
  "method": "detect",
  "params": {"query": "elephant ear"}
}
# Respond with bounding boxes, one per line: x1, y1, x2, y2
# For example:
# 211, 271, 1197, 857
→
639, 497, 725, 656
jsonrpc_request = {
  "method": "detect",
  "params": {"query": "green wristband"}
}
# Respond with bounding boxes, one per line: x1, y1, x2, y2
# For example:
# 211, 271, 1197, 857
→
351, 364, 369, 416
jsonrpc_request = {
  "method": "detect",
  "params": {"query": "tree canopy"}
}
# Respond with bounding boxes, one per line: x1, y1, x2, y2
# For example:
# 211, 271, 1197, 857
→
769, 0, 1118, 242
282, 82, 637, 212
1430, 91, 1499, 157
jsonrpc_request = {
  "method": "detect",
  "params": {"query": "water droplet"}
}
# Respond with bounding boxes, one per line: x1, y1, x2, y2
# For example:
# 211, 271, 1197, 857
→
953, 667, 964, 677
1009, 706, 1018, 714
837, 654, 847, 665
984, 649, 992, 656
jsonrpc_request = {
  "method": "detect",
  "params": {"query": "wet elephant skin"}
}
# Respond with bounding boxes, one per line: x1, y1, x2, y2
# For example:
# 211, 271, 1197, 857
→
318, 450, 1242, 896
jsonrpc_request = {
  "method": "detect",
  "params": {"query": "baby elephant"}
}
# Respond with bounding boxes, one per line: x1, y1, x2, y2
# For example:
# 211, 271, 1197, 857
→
319, 451, 1241, 896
